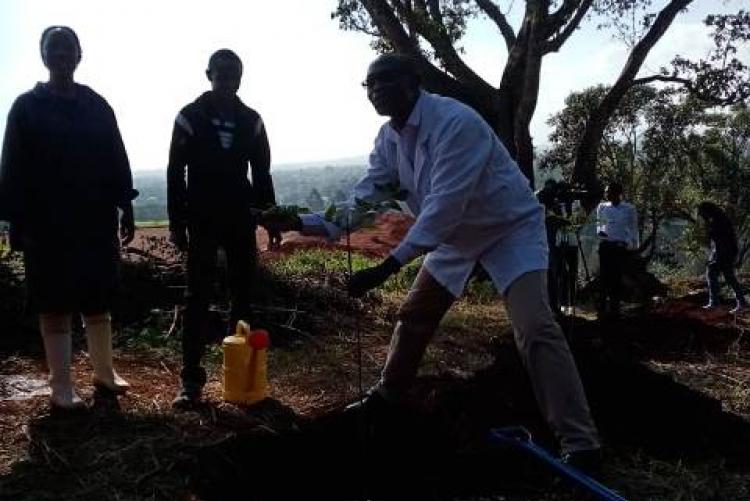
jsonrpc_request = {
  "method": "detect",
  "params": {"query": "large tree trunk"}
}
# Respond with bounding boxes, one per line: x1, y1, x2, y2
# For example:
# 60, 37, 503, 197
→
572, 0, 692, 191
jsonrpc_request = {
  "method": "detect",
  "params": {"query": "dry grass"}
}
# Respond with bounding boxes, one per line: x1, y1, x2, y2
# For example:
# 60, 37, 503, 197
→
1, 249, 749, 500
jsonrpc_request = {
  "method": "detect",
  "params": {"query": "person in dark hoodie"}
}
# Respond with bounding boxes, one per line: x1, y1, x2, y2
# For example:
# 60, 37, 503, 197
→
167, 49, 278, 408
0, 26, 137, 411
697, 201, 747, 313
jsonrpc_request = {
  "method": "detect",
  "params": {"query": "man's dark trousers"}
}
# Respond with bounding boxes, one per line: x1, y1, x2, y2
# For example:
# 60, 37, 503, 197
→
181, 217, 257, 386
598, 240, 628, 316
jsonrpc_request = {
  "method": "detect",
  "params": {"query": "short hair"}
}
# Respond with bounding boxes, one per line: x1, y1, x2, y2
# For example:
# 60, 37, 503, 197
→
372, 53, 421, 84
697, 201, 723, 219
40, 26, 82, 61
207, 49, 243, 73
606, 181, 623, 195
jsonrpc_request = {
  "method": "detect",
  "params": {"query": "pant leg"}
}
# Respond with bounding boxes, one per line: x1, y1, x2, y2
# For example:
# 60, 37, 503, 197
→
561, 244, 578, 307
547, 246, 561, 314
707, 261, 721, 305
504, 270, 600, 453
223, 221, 258, 331
376, 267, 456, 401
597, 242, 612, 312
182, 226, 217, 386
721, 263, 747, 305
610, 245, 626, 314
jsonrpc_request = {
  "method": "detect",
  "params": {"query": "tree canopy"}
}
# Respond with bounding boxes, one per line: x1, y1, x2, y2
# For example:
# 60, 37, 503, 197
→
333, 1, 750, 190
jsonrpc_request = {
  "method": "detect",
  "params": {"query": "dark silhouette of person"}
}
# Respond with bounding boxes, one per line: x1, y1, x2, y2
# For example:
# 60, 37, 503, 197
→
697, 201, 747, 313
167, 49, 278, 408
0, 26, 136, 411
261, 54, 601, 471
536, 180, 581, 316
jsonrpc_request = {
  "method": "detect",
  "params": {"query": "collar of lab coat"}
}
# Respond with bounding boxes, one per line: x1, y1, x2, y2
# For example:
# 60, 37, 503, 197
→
386, 90, 426, 142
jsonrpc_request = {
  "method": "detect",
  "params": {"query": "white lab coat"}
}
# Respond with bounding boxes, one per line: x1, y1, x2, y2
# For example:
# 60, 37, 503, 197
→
301, 91, 547, 297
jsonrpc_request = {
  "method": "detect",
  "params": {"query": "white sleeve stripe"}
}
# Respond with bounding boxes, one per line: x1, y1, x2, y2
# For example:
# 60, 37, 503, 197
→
175, 113, 194, 136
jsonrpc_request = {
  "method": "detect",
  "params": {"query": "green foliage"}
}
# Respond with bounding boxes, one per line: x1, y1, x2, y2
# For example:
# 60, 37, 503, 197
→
544, 85, 750, 270
268, 248, 376, 277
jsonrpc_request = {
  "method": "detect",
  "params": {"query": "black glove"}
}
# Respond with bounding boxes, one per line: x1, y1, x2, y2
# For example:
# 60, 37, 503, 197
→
169, 226, 188, 252
267, 228, 283, 251
348, 256, 402, 297
119, 204, 136, 246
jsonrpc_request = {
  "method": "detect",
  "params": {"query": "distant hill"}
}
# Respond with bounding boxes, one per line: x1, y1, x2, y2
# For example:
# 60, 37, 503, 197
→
131, 163, 367, 223
273, 155, 368, 170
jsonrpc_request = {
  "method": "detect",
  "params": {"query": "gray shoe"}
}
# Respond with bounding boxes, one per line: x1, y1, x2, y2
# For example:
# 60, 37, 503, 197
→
730, 303, 747, 315
172, 383, 203, 410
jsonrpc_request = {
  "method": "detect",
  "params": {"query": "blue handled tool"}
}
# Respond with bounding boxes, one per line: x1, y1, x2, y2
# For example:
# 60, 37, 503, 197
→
489, 427, 629, 501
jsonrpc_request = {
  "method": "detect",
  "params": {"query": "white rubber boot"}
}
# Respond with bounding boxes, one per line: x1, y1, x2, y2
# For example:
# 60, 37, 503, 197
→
84, 313, 130, 394
40, 314, 84, 411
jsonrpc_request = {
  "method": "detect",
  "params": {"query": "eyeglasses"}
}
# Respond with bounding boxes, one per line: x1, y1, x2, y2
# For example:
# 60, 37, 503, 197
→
361, 71, 405, 89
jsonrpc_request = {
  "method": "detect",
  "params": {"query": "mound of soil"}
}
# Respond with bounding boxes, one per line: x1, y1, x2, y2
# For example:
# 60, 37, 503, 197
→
190, 305, 750, 501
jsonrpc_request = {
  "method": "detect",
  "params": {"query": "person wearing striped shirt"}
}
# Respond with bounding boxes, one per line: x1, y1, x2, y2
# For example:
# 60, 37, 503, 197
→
167, 49, 277, 409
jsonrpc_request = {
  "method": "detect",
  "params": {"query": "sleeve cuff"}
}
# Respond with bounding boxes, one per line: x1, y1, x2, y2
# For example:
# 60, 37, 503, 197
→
299, 213, 343, 241
391, 241, 424, 265
117, 188, 139, 207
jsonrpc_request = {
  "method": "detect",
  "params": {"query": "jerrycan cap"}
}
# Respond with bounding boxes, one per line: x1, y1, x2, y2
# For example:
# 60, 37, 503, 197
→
236, 320, 252, 335
248, 329, 270, 349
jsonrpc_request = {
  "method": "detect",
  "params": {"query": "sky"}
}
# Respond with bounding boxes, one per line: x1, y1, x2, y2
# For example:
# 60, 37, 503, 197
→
0, 0, 748, 171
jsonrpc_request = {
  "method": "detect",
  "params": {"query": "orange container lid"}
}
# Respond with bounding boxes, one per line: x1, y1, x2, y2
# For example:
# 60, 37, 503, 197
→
248, 329, 270, 349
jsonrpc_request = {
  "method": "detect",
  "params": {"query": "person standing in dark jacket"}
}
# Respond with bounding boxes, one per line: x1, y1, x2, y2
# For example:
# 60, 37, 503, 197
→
698, 202, 747, 313
0, 26, 137, 411
167, 49, 278, 408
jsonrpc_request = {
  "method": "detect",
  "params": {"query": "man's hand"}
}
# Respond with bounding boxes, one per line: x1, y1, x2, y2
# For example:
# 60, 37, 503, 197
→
169, 226, 188, 252
258, 207, 302, 234
267, 228, 283, 251
348, 256, 401, 297
119, 204, 136, 246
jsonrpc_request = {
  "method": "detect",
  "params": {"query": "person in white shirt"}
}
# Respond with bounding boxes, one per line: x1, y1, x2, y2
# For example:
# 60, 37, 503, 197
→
262, 54, 601, 469
596, 182, 638, 318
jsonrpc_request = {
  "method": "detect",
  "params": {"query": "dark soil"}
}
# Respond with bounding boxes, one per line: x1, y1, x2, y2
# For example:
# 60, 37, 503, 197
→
189, 312, 750, 501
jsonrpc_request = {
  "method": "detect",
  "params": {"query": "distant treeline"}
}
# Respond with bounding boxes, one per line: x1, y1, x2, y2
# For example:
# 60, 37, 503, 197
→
132, 164, 367, 222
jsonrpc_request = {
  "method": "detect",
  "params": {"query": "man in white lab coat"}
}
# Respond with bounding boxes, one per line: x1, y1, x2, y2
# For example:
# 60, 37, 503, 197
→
263, 54, 601, 468
596, 182, 639, 319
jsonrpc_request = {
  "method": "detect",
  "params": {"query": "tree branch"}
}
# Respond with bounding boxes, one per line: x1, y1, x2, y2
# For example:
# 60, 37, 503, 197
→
544, 0, 593, 53
360, 0, 498, 113
378, 0, 495, 92
426, 0, 442, 25
632, 74, 692, 86
572, 0, 693, 189
548, 0, 581, 29
362, 0, 421, 53
632, 74, 748, 106
475, 0, 517, 51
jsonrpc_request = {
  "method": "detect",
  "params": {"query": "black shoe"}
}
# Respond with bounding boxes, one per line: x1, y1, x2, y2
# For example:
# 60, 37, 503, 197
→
172, 383, 203, 410
344, 390, 401, 418
561, 448, 603, 477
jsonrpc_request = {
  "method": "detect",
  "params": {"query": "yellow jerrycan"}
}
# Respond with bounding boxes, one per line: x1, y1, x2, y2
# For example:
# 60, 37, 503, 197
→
222, 320, 270, 404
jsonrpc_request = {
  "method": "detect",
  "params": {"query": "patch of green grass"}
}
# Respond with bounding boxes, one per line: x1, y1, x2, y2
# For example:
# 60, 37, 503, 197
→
135, 220, 169, 228
268, 249, 376, 277
118, 309, 180, 355
267, 248, 421, 295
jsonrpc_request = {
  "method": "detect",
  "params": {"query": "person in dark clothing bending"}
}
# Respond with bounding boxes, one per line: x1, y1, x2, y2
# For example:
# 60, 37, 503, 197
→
0, 26, 137, 411
698, 202, 747, 313
167, 49, 278, 408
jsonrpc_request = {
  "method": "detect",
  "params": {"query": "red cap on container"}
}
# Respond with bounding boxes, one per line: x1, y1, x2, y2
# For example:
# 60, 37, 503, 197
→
248, 329, 270, 349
